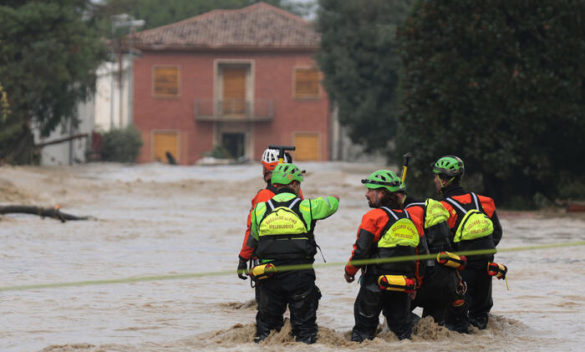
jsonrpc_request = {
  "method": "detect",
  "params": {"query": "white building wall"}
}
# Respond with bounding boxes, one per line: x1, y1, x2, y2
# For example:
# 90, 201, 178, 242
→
34, 57, 131, 166
34, 97, 94, 166
94, 58, 131, 132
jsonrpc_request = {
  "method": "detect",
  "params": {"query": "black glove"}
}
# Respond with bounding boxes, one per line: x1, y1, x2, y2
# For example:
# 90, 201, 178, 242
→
237, 258, 248, 280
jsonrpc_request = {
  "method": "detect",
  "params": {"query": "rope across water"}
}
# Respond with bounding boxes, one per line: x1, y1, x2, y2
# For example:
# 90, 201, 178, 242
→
2, 240, 584, 292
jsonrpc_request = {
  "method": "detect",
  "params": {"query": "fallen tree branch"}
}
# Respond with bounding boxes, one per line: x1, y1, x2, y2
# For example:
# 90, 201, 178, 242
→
0, 206, 93, 222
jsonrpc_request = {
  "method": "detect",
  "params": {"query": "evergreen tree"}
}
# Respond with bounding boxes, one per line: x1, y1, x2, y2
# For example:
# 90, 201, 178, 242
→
398, 0, 585, 205
0, 0, 106, 164
316, 0, 414, 152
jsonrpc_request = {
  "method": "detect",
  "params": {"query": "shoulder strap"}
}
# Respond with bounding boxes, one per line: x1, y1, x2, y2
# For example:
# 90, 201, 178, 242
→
381, 206, 399, 221
380, 206, 410, 220
445, 197, 468, 215
267, 197, 301, 211
290, 198, 301, 208
405, 202, 425, 209
470, 192, 481, 211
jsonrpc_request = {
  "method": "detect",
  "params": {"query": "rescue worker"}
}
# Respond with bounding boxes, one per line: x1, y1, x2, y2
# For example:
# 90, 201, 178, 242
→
404, 196, 468, 332
242, 163, 339, 344
344, 170, 425, 341
432, 155, 503, 330
237, 148, 303, 280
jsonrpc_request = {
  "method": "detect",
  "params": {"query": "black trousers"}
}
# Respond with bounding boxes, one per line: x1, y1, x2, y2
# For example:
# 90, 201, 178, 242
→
462, 260, 493, 329
413, 264, 465, 325
352, 275, 412, 340
256, 269, 321, 342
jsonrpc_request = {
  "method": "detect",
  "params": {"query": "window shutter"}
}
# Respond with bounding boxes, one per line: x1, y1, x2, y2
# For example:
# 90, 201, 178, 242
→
294, 133, 320, 161
294, 68, 320, 98
153, 66, 179, 97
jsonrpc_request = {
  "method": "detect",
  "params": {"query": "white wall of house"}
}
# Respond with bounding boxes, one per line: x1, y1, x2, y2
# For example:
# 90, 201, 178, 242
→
34, 57, 132, 166
94, 58, 131, 132
34, 98, 94, 166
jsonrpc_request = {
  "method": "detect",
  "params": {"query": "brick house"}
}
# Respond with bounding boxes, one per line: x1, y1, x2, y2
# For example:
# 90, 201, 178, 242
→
131, 2, 332, 164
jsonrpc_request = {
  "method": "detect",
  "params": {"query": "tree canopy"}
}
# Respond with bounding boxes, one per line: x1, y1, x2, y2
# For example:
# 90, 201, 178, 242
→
0, 0, 106, 164
397, 0, 585, 205
315, 0, 414, 152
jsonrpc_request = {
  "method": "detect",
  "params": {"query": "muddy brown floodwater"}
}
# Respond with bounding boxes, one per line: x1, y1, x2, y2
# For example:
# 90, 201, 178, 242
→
1, 162, 584, 351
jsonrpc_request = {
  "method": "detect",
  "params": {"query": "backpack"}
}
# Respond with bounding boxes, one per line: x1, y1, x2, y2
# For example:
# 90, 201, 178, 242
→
379, 207, 420, 248
445, 193, 494, 243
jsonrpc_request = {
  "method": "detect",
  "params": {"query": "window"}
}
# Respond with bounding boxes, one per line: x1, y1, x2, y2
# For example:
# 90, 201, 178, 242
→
294, 133, 320, 161
222, 66, 248, 115
153, 66, 179, 97
294, 68, 321, 99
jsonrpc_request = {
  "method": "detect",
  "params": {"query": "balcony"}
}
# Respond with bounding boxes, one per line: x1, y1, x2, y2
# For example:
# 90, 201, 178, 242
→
194, 99, 274, 122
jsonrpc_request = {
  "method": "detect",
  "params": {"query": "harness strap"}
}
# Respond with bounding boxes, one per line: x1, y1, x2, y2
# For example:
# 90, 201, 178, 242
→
471, 192, 480, 210
289, 198, 301, 208
446, 192, 481, 214
381, 206, 409, 220
405, 202, 425, 208
445, 197, 468, 214
315, 243, 326, 263
267, 197, 301, 211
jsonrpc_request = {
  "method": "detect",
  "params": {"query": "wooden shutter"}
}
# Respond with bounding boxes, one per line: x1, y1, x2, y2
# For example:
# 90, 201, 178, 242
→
294, 68, 320, 98
153, 131, 179, 163
222, 67, 246, 115
294, 133, 320, 161
153, 66, 179, 97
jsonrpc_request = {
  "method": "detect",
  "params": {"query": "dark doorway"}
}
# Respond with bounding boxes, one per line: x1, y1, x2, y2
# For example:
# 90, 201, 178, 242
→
222, 132, 245, 159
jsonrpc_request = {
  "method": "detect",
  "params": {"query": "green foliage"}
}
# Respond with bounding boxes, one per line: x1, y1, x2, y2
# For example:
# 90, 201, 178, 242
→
397, 0, 585, 204
203, 145, 233, 159
0, 0, 106, 164
316, 0, 415, 152
0, 83, 9, 121
0, 116, 36, 165
557, 173, 585, 200
100, 125, 143, 163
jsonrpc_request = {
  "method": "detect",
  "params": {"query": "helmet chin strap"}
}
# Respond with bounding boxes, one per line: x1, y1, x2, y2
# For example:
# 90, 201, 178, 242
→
444, 176, 455, 187
437, 175, 455, 194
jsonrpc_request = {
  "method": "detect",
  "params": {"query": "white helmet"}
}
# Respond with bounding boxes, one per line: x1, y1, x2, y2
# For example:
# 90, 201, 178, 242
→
261, 148, 289, 170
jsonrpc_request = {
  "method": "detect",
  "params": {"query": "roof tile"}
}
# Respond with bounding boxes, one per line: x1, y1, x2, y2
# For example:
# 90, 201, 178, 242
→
134, 2, 320, 51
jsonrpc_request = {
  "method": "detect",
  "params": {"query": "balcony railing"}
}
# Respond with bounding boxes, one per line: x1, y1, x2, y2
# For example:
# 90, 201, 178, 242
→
194, 99, 274, 122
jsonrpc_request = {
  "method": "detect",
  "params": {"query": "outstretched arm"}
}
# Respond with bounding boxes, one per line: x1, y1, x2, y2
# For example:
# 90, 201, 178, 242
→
307, 195, 340, 220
